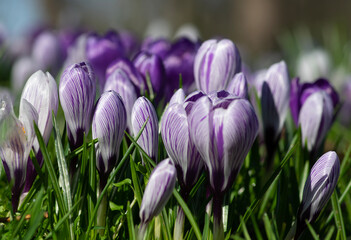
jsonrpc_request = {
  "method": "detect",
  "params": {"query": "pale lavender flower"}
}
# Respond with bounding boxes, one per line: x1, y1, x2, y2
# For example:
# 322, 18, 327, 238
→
0, 95, 38, 212
295, 151, 339, 238
194, 39, 241, 93
226, 72, 248, 99
92, 91, 127, 185
59, 62, 96, 149
299, 91, 333, 153
131, 97, 158, 163
11, 56, 40, 92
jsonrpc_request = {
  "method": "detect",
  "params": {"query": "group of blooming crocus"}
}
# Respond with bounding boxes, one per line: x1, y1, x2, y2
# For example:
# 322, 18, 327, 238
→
0, 28, 343, 239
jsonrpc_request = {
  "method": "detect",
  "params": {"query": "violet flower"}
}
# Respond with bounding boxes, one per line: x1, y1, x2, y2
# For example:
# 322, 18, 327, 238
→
20, 70, 59, 194
188, 90, 258, 239
119, 31, 140, 58
194, 39, 241, 93
0, 94, 38, 212
59, 62, 96, 150
141, 37, 171, 59
131, 97, 159, 163
290, 77, 339, 126
299, 91, 334, 153
295, 151, 339, 239
139, 159, 176, 237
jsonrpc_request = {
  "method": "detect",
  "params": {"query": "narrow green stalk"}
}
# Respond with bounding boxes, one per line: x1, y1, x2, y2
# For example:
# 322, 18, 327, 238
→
213, 194, 224, 240
138, 222, 147, 240
97, 184, 108, 236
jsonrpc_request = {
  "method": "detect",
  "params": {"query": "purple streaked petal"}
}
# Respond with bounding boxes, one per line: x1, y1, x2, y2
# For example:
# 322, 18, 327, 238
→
169, 88, 185, 106
290, 77, 301, 126
226, 72, 248, 99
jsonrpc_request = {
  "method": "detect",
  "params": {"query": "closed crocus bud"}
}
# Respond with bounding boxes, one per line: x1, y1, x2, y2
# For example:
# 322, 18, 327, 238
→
32, 31, 62, 73
0, 95, 38, 212
163, 38, 200, 98
194, 39, 241, 93
299, 91, 333, 153
161, 88, 203, 196
226, 72, 248, 99
92, 91, 127, 184
261, 61, 290, 143
139, 159, 176, 228
141, 38, 171, 59
86, 31, 125, 89
20, 70, 59, 193
131, 97, 159, 163
290, 78, 339, 126
106, 58, 145, 93
295, 151, 339, 239
59, 62, 96, 150
104, 68, 137, 131
133, 51, 166, 97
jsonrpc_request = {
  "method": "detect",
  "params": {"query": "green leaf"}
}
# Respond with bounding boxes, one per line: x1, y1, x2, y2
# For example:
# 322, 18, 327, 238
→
331, 190, 346, 240
305, 220, 319, 240
112, 178, 132, 188
130, 156, 143, 207
109, 202, 124, 211
127, 202, 136, 240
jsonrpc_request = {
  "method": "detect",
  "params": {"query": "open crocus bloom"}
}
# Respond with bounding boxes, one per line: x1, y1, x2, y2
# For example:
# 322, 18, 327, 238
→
0, 93, 38, 212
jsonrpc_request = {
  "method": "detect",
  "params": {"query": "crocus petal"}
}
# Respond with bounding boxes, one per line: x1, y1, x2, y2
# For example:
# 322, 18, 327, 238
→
92, 91, 127, 177
169, 88, 185, 106
139, 159, 176, 223
299, 91, 333, 152
226, 72, 248, 99
131, 97, 159, 162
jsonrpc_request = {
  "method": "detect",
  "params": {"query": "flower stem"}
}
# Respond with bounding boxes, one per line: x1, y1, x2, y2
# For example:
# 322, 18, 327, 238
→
138, 222, 147, 240
213, 194, 224, 240
97, 177, 108, 236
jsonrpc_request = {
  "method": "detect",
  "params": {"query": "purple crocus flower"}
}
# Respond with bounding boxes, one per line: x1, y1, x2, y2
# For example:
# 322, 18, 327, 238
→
193, 39, 241, 93
106, 58, 145, 94
339, 79, 351, 126
290, 77, 339, 126
86, 30, 125, 90
226, 72, 248, 99
139, 158, 176, 237
131, 97, 159, 163
295, 151, 339, 238
11, 56, 40, 93
119, 31, 140, 58
0, 94, 38, 212
161, 88, 203, 197
299, 91, 333, 153
20, 70, 59, 193
59, 62, 96, 150
188, 90, 258, 238
92, 91, 127, 186
104, 68, 138, 132
141, 37, 171, 59
163, 37, 200, 98
133, 51, 166, 97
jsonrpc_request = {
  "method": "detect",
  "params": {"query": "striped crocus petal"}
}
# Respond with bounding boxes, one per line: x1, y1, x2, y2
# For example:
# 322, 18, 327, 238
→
131, 97, 159, 162
104, 68, 137, 131
0, 97, 38, 211
189, 92, 258, 193
20, 70, 58, 151
297, 151, 339, 230
59, 62, 96, 149
106, 57, 145, 93
139, 158, 176, 223
261, 61, 290, 140
226, 72, 248, 99
299, 91, 333, 152
133, 51, 166, 95
194, 39, 241, 93
169, 88, 186, 106
92, 91, 127, 178
161, 101, 203, 193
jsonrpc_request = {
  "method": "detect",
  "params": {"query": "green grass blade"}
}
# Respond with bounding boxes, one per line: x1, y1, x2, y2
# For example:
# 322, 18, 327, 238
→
127, 201, 136, 240
263, 213, 276, 240
239, 215, 251, 240
130, 156, 143, 207
161, 208, 172, 240
305, 220, 319, 240
237, 133, 299, 232
331, 190, 346, 240
173, 189, 202, 240
202, 213, 210, 240
23, 189, 45, 240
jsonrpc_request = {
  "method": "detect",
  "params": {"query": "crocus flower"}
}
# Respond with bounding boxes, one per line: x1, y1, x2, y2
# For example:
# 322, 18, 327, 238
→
299, 91, 333, 153
64, 34, 88, 68
295, 151, 339, 239
92, 91, 126, 184
119, 31, 140, 58
59, 62, 96, 150
290, 77, 339, 126
339, 79, 351, 126
106, 58, 145, 94
161, 88, 203, 196
86, 30, 125, 89
31, 31, 62, 74
20, 70, 59, 193
163, 37, 200, 98
188, 90, 258, 239
141, 37, 171, 59
131, 97, 158, 163
133, 51, 166, 97
0, 94, 38, 212
104, 67, 138, 131
139, 159, 176, 237
193, 39, 241, 93
226, 72, 248, 99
